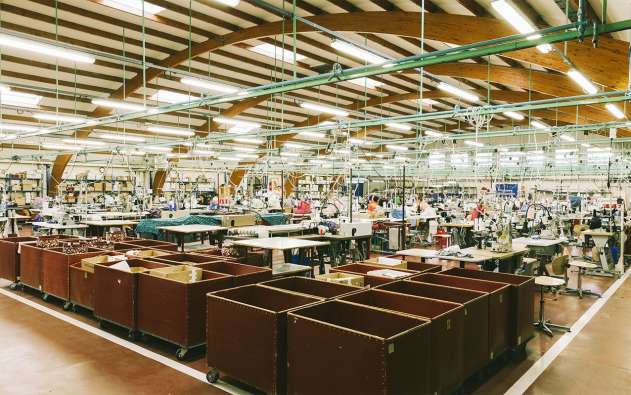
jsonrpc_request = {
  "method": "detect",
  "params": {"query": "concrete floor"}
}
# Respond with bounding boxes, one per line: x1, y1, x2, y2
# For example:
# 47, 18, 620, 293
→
1, 226, 627, 394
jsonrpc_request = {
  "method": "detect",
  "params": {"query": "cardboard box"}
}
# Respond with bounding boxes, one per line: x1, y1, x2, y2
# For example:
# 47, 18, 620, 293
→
147, 265, 203, 283
221, 214, 256, 227
316, 272, 364, 287
364, 256, 407, 269
366, 269, 411, 279
93, 182, 104, 192
125, 249, 171, 258
81, 254, 128, 273
105, 183, 113, 192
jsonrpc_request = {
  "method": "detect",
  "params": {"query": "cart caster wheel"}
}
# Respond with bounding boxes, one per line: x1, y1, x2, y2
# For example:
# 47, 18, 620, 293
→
206, 370, 219, 383
8, 282, 18, 290
63, 302, 73, 311
128, 331, 138, 341
42, 293, 49, 302
176, 348, 188, 361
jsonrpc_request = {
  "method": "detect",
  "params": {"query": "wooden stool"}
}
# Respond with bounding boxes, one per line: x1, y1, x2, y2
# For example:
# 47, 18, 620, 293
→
564, 260, 601, 298
432, 233, 451, 249
534, 276, 571, 337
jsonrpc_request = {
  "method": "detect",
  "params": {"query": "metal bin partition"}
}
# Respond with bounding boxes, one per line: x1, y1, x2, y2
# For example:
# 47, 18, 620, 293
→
286, 300, 431, 395
137, 269, 232, 357
206, 285, 323, 394
94, 259, 169, 335
0, 236, 37, 282
406, 261, 443, 273
340, 289, 464, 394
411, 273, 511, 360
378, 280, 489, 378
440, 267, 535, 348
259, 276, 361, 299
195, 261, 272, 286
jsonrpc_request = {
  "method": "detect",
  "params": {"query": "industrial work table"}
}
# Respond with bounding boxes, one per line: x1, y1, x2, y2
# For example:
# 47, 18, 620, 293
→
157, 224, 228, 252
512, 237, 568, 275
32, 222, 88, 236
82, 220, 138, 237
396, 246, 529, 271
231, 237, 330, 275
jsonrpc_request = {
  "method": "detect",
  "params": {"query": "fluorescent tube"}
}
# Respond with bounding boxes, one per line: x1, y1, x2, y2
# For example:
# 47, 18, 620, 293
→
0, 34, 95, 63
330, 40, 386, 64
300, 102, 349, 117
438, 82, 478, 102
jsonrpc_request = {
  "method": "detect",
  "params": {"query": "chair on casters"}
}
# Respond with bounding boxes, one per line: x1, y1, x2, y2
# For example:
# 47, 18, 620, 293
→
534, 276, 571, 337
564, 260, 601, 298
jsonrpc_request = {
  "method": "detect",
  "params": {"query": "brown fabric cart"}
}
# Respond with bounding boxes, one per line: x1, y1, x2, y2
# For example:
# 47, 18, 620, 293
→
440, 267, 535, 350
195, 261, 272, 286
340, 288, 465, 394
411, 273, 511, 360
331, 263, 418, 286
137, 268, 232, 359
286, 300, 432, 395
378, 280, 489, 380
206, 285, 323, 393
69, 253, 129, 311
0, 236, 37, 286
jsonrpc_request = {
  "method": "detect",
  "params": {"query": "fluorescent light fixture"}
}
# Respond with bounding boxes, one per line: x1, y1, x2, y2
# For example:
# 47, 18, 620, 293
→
0, 89, 42, 108
318, 121, 336, 127
333, 148, 350, 154
348, 138, 368, 145
0, 34, 95, 64
386, 144, 408, 152
503, 111, 525, 121
284, 142, 308, 149
531, 120, 549, 130
605, 104, 625, 119
42, 143, 82, 151
249, 43, 305, 64
567, 69, 598, 94
280, 152, 300, 157
232, 146, 256, 152
348, 77, 382, 89
581, 143, 591, 148
214, 117, 260, 128
490, 0, 552, 54
298, 131, 326, 139
149, 90, 199, 104
101, 0, 164, 15
419, 98, 440, 106
146, 146, 172, 152
464, 140, 484, 147
330, 40, 386, 64
386, 123, 413, 132
310, 159, 326, 164
91, 98, 147, 112
166, 153, 190, 159
0, 123, 39, 132
213, 0, 240, 6
236, 153, 258, 159
146, 125, 195, 137
233, 137, 264, 145
424, 130, 443, 138
216, 156, 239, 161
33, 112, 85, 123
62, 139, 105, 147
180, 77, 240, 94
119, 149, 146, 156
97, 133, 146, 143
192, 149, 215, 156
437, 82, 478, 102
300, 102, 349, 117
559, 134, 575, 142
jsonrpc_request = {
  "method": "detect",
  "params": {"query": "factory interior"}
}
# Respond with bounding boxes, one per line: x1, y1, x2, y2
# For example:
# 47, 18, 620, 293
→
0, 0, 631, 394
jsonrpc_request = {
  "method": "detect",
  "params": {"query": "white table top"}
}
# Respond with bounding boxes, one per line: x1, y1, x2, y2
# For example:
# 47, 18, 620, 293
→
569, 260, 598, 269
83, 220, 139, 226
272, 263, 312, 276
32, 222, 88, 230
87, 211, 148, 219
232, 237, 329, 250
396, 246, 528, 263
535, 276, 565, 287
512, 237, 567, 247
157, 224, 228, 234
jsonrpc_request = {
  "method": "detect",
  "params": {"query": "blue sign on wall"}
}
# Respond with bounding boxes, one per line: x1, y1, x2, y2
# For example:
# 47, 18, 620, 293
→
496, 183, 518, 197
